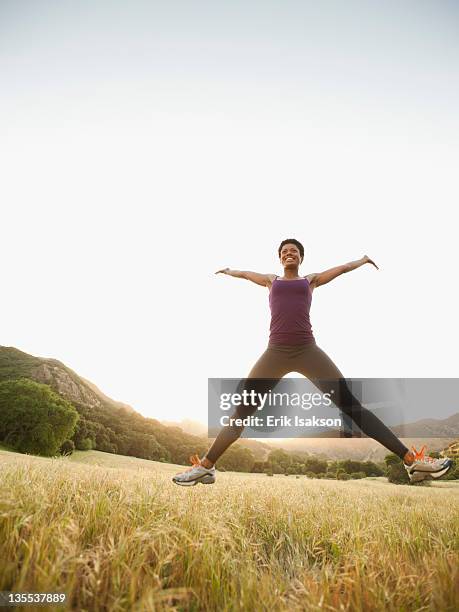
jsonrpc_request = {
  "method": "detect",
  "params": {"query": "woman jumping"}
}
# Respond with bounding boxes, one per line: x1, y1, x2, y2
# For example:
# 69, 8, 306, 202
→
173, 239, 453, 486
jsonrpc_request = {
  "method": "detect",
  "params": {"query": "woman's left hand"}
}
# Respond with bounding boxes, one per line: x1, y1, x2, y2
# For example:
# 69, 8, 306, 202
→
363, 255, 379, 270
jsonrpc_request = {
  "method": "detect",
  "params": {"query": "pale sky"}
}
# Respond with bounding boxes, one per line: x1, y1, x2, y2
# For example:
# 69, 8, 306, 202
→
1, 1, 458, 423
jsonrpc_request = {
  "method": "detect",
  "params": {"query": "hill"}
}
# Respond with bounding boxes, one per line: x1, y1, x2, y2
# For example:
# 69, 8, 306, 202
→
392, 412, 459, 437
0, 346, 115, 410
0, 346, 256, 469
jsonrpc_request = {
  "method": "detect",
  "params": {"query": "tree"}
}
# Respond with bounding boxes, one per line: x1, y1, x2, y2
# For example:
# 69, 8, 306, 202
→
60, 439, 75, 455
384, 453, 400, 467
290, 462, 303, 474
79, 438, 93, 451
290, 451, 310, 464
127, 432, 164, 460
92, 422, 118, 454
0, 379, 78, 456
72, 417, 97, 450
217, 446, 255, 473
304, 457, 328, 474
361, 461, 384, 477
251, 461, 266, 473
267, 449, 291, 471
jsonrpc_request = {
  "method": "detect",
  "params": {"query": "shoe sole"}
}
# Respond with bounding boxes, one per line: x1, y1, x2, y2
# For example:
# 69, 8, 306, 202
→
172, 474, 216, 487
409, 461, 453, 483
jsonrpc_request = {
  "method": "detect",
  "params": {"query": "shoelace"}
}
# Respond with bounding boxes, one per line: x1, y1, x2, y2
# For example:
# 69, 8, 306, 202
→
185, 454, 202, 471
411, 445, 437, 464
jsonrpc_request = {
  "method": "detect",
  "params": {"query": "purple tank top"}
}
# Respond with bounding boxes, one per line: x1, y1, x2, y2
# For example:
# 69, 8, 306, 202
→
268, 277, 315, 346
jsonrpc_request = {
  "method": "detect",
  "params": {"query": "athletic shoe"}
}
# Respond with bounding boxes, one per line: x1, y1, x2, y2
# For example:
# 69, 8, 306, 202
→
404, 445, 453, 483
172, 454, 216, 486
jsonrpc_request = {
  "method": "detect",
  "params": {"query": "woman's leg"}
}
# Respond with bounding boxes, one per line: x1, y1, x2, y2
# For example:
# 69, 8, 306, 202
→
204, 347, 291, 465
293, 343, 410, 460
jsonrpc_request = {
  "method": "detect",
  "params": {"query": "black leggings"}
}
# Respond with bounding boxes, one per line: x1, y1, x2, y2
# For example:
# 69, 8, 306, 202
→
205, 342, 408, 464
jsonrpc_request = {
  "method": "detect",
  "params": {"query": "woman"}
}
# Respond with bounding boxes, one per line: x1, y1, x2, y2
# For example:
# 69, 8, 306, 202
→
173, 239, 452, 486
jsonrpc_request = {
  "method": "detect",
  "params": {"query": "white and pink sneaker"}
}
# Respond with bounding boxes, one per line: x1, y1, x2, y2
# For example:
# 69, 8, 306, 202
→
404, 446, 453, 483
172, 454, 216, 486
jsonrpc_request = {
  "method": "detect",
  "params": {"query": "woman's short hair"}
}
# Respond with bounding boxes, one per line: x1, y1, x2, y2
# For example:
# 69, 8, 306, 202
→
278, 239, 304, 260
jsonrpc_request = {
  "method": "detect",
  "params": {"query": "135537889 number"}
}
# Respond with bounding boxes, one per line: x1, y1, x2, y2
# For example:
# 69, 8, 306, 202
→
0, 592, 66, 606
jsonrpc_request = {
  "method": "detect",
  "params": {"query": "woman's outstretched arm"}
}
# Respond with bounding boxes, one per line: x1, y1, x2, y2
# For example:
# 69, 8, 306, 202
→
307, 255, 378, 289
215, 268, 276, 287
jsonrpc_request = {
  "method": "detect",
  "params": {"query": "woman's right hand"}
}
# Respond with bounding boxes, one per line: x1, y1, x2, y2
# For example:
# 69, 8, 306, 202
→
215, 267, 230, 275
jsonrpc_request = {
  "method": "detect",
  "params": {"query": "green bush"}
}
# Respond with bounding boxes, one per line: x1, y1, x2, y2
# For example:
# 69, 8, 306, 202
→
0, 379, 78, 456
77, 438, 93, 451
442, 461, 458, 480
384, 454, 410, 485
60, 439, 75, 455
216, 445, 255, 473
267, 449, 291, 470
251, 461, 265, 473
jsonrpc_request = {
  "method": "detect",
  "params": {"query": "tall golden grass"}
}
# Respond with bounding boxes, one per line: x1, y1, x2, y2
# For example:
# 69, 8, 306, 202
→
0, 449, 458, 611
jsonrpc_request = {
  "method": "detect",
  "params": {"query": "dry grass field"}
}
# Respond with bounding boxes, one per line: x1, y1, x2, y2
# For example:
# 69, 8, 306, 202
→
0, 449, 458, 611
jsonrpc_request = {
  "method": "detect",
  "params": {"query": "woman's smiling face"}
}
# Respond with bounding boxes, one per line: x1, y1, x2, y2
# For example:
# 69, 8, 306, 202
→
279, 243, 303, 270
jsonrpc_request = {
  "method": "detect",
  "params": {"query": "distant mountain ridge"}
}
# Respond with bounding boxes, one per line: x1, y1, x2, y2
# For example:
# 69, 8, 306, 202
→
391, 412, 459, 437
